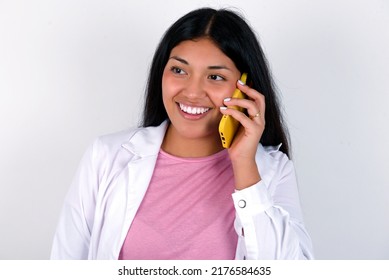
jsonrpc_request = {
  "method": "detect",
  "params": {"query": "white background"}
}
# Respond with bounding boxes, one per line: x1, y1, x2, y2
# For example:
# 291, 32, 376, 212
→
0, 0, 388, 259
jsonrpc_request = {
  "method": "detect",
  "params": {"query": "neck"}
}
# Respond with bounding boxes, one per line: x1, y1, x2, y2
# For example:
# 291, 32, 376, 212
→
161, 124, 224, 158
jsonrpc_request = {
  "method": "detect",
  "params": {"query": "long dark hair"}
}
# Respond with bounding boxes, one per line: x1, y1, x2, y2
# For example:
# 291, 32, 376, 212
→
141, 8, 290, 157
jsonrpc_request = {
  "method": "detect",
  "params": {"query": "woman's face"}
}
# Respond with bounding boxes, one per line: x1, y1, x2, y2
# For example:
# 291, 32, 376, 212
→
162, 38, 241, 141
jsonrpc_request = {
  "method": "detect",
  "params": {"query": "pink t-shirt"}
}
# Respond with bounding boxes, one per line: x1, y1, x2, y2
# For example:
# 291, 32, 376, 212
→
119, 149, 238, 260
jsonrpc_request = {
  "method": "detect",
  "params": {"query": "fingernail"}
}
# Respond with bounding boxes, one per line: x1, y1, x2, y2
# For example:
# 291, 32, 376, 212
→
223, 97, 231, 102
238, 79, 245, 85
220, 106, 228, 110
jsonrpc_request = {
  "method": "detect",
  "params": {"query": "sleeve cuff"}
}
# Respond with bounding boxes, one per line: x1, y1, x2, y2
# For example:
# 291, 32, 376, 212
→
232, 180, 273, 215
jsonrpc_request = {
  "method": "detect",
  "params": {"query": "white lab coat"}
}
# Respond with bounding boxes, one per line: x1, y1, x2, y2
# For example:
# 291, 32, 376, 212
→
51, 121, 314, 259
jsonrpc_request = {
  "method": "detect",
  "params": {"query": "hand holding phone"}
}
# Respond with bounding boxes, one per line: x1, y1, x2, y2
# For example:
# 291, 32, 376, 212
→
218, 73, 248, 148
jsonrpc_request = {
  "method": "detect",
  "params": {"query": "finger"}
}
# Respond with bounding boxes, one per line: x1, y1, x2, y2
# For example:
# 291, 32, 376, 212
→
223, 97, 253, 110
236, 80, 263, 102
235, 81, 266, 119
219, 106, 254, 128
223, 96, 265, 122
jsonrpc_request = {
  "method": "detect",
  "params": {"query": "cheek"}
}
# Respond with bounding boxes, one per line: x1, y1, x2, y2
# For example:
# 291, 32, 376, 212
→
209, 85, 237, 106
162, 71, 182, 99
161, 69, 170, 94
162, 74, 175, 105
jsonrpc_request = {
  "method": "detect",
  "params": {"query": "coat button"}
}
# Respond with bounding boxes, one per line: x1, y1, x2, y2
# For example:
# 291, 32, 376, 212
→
238, 199, 246, 208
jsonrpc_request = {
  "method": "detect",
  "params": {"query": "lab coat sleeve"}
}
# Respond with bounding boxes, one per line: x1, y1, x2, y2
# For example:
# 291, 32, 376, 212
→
50, 140, 100, 259
232, 158, 314, 260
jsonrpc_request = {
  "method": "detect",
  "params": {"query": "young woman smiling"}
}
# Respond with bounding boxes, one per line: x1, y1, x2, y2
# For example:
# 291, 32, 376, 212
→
51, 7, 314, 260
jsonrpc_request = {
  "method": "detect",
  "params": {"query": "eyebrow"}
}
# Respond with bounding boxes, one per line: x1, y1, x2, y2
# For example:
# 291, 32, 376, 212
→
169, 56, 232, 71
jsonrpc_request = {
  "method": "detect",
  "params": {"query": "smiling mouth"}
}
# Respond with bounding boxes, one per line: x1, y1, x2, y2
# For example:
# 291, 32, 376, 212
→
178, 103, 211, 115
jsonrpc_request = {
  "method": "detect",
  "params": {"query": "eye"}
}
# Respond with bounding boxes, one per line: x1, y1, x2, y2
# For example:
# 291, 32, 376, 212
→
208, 74, 225, 81
170, 66, 186, 75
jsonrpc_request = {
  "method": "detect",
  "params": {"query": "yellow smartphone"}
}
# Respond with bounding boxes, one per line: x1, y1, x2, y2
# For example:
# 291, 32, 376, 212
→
218, 73, 248, 148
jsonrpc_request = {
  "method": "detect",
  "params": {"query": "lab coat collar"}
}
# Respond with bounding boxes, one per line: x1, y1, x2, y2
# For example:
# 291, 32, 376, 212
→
121, 120, 169, 157
121, 119, 282, 187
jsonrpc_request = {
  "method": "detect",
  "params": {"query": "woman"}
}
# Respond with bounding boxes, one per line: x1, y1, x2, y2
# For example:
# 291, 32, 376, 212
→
51, 7, 313, 260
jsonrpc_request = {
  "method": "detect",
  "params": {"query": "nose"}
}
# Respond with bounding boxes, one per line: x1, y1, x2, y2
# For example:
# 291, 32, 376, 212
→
183, 75, 206, 100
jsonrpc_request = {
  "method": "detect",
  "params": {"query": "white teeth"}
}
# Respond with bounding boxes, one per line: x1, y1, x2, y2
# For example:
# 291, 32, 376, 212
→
179, 103, 210, 115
